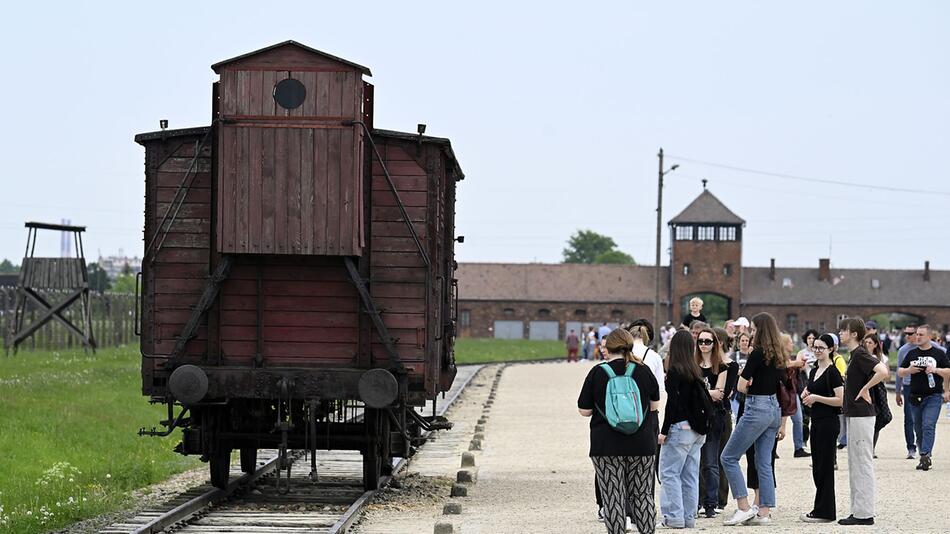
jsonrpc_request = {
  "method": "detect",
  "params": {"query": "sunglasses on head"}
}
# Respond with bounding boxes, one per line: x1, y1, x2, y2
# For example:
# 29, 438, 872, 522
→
697, 338, 715, 346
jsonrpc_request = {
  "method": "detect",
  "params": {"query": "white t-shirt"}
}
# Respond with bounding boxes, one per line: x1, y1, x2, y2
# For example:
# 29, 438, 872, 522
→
633, 343, 665, 394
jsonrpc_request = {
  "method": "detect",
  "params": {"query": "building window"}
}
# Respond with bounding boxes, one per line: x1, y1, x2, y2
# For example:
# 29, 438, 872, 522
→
683, 263, 691, 276
698, 226, 716, 240
611, 309, 624, 319
818, 321, 825, 332
537, 308, 551, 318
871, 279, 881, 289
787, 314, 798, 332
503, 308, 515, 317
723, 264, 732, 276
675, 225, 694, 241
720, 226, 737, 241
574, 309, 587, 318
804, 320, 812, 331
460, 310, 471, 327
782, 277, 793, 288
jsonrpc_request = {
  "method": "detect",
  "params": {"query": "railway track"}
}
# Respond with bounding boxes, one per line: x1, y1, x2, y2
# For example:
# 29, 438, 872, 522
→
99, 364, 482, 534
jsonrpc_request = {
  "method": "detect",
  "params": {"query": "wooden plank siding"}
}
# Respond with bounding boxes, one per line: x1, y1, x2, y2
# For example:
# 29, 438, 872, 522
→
216, 48, 364, 256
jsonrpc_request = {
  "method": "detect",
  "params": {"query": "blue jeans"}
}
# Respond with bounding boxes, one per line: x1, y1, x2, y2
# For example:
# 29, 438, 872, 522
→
901, 389, 920, 453
910, 393, 943, 456
838, 414, 847, 446
721, 394, 781, 508
791, 395, 804, 450
660, 421, 705, 528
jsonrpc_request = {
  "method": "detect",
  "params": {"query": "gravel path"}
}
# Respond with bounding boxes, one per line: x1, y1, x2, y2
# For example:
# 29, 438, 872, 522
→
355, 360, 950, 533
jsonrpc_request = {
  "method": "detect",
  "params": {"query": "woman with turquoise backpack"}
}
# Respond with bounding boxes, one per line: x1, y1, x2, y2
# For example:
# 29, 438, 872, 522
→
579, 328, 662, 534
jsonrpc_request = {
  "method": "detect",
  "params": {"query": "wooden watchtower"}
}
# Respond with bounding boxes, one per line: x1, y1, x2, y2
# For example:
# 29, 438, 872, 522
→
7, 222, 97, 354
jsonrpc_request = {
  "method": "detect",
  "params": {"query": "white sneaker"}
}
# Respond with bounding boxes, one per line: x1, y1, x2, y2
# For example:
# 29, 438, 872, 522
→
626, 517, 634, 531
597, 507, 605, 522
723, 507, 757, 526
748, 513, 772, 526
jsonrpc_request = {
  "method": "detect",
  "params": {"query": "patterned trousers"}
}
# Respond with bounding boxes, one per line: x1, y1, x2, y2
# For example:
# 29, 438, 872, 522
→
591, 455, 656, 534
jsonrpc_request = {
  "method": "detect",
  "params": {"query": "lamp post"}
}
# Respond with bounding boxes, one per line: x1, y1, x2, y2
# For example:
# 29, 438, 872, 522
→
653, 148, 679, 338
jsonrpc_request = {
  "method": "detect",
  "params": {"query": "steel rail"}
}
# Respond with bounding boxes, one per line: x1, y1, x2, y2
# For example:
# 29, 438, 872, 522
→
121, 365, 482, 534
328, 364, 484, 533
128, 451, 287, 534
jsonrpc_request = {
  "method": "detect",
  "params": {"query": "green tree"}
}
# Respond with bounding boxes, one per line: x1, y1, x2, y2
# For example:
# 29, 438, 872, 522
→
112, 274, 136, 294
594, 250, 635, 264
0, 258, 19, 273
563, 230, 635, 265
87, 263, 111, 293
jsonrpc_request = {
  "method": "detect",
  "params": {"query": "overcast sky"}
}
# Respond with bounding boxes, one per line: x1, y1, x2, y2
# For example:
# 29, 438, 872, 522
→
1, 1, 947, 271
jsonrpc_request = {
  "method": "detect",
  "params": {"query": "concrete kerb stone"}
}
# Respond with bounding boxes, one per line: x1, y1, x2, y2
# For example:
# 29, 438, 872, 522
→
474, 424, 484, 433
451, 483, 468, 497
472, 432, 484, 441
434, 521, 455, 534
443, 501, 463, 515
468, 439, 481, 451
461, 452, 476, 467
456, 469, 476, 483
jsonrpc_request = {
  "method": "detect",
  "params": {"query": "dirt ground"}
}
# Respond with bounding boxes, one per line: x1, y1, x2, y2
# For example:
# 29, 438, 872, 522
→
354, 360, 950, 534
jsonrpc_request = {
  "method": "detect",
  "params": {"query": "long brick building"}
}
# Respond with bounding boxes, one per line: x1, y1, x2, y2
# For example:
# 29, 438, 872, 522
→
457, 189, 949, 339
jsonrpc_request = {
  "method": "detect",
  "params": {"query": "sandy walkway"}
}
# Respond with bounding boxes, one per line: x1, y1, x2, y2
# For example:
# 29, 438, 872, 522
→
356, 360, 950, 533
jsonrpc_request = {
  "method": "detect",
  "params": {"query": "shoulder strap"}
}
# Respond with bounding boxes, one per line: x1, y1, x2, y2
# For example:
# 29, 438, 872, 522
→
624, 362, 636, 377
599, 362, 617, 378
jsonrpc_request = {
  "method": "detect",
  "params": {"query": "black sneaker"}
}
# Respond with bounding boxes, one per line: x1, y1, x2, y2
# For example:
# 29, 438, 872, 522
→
920, 454, 932, 471
794, 448, 812, 458
837, 443, 847, 450
703, 507, 718, 518
838, 515, 874, 526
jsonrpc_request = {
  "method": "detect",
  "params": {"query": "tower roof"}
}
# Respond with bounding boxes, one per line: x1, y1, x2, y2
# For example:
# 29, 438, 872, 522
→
668, 190, 745, 226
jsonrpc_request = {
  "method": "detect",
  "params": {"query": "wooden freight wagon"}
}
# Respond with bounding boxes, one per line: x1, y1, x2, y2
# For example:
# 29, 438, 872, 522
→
135, 41, 464, 490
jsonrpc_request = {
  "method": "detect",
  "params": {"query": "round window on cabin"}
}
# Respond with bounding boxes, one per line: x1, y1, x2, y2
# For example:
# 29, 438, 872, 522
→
273, 78, 307, 110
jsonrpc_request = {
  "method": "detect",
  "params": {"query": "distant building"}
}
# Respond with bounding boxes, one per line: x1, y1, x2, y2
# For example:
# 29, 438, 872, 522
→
457, 189, 950, 339
98, 250, 142, 279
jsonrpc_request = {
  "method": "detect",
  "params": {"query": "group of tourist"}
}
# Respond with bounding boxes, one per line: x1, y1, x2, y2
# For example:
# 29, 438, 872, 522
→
577, 304, 950, 534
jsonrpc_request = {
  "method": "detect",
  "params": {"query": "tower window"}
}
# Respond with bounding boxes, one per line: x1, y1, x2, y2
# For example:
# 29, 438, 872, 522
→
723, 264, 732, 276
675, 225, 694, 241
720, 226, 737, 241
538, 308, 551, 317
782, 277, 793, 288
503, 308, 515, 317
683, 263, 691, 276
698, 226, 716, 240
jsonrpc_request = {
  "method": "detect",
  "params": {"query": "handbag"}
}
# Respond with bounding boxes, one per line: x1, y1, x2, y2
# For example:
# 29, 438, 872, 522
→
777, 368, 798, 417
872, 382, 892, 429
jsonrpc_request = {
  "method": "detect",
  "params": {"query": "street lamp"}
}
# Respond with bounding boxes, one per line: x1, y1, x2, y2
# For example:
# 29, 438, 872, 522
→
654, 148, 678, 339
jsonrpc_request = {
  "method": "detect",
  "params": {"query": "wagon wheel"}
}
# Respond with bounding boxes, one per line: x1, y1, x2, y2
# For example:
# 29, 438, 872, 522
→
362, 408, 383, 491
209, 449, 231, 489
240, 447, 258, 473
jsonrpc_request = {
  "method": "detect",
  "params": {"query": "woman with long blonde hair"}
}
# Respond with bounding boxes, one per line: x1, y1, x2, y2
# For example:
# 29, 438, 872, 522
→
719, 313, 786, 526
578, 328, 661, 534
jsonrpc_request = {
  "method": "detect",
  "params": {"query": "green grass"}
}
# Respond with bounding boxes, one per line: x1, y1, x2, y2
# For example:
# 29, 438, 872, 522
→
454, 338, 566, 364
0, 347, 199, 533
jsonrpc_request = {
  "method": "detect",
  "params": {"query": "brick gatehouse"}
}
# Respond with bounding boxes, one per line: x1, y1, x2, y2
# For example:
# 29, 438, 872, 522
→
457, 189, 950, 339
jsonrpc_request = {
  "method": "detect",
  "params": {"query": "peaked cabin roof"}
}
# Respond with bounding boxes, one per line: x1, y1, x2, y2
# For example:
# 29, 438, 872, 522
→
211, 40, 372, 76
668, 190, 745, 226
456, 263, 668, 303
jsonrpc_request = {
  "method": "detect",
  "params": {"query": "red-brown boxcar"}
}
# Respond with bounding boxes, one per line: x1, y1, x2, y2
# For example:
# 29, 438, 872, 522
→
134, 41, 463, 489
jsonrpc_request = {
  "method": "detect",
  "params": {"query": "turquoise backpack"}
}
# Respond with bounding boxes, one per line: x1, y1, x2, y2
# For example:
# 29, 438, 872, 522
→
597, 362, 646, 435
